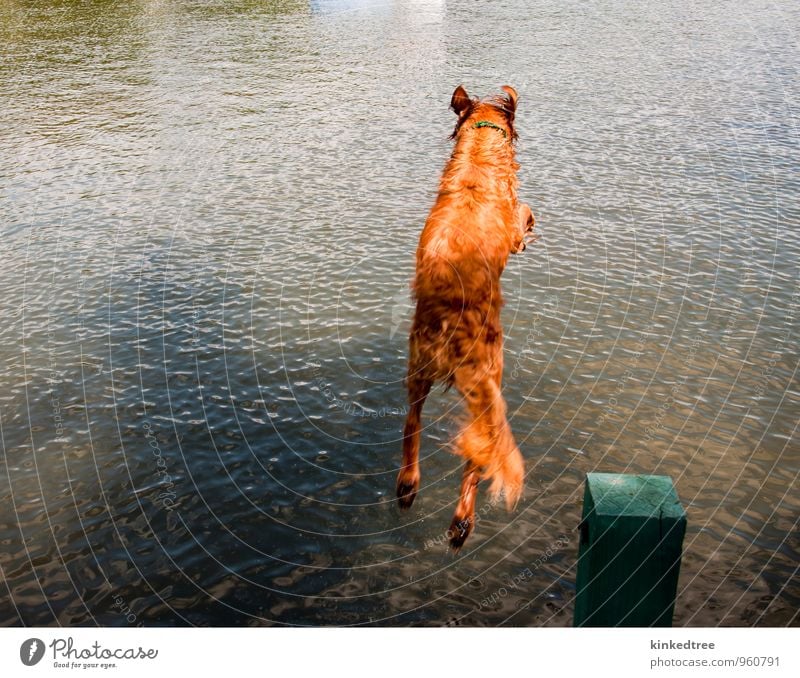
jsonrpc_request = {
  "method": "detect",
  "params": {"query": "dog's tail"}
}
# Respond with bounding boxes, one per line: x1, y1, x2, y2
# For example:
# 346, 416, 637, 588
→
454, 374, 524, 510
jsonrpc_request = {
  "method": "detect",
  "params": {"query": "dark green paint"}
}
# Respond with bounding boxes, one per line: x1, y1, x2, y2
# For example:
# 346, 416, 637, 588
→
574, 473, 687, 627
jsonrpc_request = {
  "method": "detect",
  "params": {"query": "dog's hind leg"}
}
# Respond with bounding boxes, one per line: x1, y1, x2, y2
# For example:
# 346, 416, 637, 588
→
396, 374, 432, 509
452, 364, 524, 514
448, 460, 480, 551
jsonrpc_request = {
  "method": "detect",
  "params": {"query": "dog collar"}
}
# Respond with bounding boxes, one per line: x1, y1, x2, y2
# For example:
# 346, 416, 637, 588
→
473, 120, 508, 138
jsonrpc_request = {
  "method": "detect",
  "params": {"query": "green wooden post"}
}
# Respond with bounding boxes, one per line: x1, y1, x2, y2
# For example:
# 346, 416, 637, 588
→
574, 473, 687, 627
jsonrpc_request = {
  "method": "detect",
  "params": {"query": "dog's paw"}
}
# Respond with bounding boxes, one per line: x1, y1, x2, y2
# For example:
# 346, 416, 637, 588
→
524, 231, 540, 247
512, 233, 538, 254
524, 211, 535, 234
511, 203, 536, 254
448, 514, 474, 551
396, 477, 419, 510
519, 203, 535, 232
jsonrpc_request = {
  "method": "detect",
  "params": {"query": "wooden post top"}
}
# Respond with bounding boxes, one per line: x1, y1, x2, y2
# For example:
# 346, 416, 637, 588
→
585, 473, 686, 520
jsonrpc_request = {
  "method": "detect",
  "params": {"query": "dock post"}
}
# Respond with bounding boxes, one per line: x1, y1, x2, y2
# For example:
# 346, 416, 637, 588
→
574, 473, 687, 627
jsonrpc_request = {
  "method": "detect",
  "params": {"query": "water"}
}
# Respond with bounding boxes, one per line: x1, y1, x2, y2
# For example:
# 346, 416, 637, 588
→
1, 0, 798, 626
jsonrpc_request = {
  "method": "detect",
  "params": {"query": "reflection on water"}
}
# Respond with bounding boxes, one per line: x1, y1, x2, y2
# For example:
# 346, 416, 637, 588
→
0, 0, 798, 626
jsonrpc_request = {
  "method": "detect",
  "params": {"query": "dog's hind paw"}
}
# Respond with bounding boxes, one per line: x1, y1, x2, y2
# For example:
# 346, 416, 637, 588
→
396, 480, 418, 510
448, 515, 474, 551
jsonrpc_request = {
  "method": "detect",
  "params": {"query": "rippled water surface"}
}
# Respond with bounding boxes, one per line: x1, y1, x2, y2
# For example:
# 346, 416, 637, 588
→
1, 0, 798, 626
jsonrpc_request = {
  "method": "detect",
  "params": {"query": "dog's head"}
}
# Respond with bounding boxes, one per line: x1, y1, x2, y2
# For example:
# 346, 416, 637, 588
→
450, 84, 518, 140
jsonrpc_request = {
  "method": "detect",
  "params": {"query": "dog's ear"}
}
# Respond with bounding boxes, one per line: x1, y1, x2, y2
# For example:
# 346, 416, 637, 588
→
500, 85, 518, 112
450, 85, 472, 116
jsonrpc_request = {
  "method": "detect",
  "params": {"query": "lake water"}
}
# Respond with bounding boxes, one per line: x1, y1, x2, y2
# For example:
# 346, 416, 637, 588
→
1, 0, 798, 626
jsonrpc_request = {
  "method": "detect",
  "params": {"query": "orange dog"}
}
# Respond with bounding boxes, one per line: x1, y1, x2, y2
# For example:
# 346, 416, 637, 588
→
397, 85, 536, 550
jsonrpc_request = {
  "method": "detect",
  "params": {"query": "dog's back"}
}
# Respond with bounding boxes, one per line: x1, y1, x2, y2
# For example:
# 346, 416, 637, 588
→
412, 95, 521, 383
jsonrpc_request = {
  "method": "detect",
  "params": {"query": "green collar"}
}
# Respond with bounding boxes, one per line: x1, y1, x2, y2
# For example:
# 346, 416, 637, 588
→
473, 120, 508, 138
